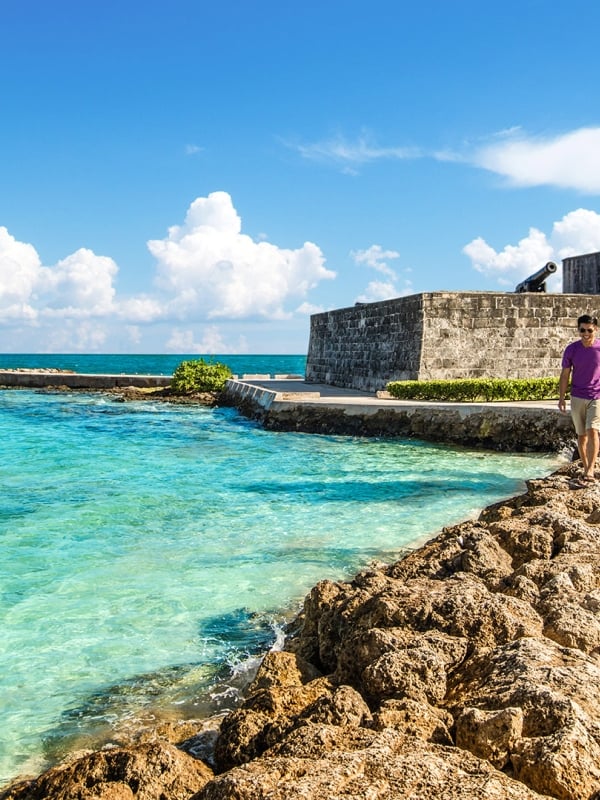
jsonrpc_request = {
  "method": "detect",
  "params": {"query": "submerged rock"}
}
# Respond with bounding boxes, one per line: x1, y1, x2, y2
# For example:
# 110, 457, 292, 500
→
6, 461, 600, 800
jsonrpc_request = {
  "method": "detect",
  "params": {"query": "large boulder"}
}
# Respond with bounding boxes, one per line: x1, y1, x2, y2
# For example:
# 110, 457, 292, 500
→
1, 742, 213, 800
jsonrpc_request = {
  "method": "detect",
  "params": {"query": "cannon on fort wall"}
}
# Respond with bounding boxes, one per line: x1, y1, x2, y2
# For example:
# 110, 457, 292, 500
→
514, 261, 558, 293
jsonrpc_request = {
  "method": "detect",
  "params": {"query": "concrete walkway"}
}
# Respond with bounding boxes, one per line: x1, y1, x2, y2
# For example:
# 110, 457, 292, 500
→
229, 376, 561, 412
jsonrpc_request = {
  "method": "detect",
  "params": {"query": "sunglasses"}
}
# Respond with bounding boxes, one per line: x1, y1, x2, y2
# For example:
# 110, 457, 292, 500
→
579, 327, 595, 333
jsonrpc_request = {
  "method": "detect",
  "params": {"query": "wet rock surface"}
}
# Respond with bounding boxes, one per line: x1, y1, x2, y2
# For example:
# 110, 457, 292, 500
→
5, 461, 600, 799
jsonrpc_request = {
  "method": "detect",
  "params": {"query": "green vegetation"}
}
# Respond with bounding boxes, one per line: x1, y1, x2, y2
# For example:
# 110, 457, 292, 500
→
171, 359, 233, 393
386, 377, 561, 403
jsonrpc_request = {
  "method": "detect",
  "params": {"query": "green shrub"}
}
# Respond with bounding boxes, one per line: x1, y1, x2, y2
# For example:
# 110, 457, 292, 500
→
171, 359, 232, 393
386, 377, 561, 402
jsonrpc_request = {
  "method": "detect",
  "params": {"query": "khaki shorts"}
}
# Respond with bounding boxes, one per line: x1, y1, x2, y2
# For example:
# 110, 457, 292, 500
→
570, 396, 600, 435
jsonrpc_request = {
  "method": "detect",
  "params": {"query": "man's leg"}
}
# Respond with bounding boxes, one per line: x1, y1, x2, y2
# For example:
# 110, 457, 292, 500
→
579, 428, 600, 479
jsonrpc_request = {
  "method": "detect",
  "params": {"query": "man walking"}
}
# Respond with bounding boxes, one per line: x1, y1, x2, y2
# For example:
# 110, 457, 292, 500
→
559, 313, 600, 484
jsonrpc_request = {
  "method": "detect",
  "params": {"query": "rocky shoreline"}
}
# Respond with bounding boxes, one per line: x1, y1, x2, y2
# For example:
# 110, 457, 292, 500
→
0, 383, 221, 406
4, 460, 600, 799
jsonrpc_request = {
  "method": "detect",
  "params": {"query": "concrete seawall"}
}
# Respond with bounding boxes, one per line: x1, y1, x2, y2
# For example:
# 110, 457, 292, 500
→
0, 371, 173, 389
222, 378, 576, 453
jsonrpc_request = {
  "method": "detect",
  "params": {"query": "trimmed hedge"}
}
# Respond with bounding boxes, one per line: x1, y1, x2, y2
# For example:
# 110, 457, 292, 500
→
386, 377, 561, 402
171, 359, 232, 393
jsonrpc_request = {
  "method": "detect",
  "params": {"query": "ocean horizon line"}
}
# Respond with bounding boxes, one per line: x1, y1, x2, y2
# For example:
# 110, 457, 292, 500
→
0, 353, 307, 377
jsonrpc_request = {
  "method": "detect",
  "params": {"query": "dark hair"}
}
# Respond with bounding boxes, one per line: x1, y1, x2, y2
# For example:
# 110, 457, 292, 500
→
578, 314, 598, 326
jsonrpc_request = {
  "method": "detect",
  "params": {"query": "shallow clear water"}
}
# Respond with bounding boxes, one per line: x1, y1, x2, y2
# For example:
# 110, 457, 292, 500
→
0, 388, 561, 785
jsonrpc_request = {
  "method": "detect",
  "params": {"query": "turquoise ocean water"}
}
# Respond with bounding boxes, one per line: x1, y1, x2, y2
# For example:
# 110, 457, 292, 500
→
0, 355, 562, 786
0, 353, 307, 377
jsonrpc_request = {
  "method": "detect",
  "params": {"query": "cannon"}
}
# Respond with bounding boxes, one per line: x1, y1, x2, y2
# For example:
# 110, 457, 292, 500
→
514, 261, 557, 293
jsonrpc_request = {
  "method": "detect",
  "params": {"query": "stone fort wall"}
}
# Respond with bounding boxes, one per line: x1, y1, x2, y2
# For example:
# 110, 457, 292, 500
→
305, 291, 600, 392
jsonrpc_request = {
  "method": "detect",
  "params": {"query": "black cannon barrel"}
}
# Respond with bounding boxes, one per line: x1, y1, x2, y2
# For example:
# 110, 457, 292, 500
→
514, 261, 558, 293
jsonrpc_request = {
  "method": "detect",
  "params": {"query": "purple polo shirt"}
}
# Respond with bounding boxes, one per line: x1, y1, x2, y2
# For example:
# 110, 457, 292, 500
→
562, 339, 600, 399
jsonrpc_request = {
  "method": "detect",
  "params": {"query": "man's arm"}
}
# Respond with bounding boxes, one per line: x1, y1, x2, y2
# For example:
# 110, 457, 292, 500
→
558, 366, 571, 413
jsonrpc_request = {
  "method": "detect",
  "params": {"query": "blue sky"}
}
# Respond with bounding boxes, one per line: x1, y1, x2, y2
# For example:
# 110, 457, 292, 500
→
2, 0, 600, 354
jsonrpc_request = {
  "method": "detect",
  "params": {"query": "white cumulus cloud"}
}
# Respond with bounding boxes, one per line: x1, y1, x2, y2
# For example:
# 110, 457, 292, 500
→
463, 228, 553, 285
0, 191, 336, 353
355, 280, 400, 303
0, 228, 118, 322
463, 208, 600, 288
355, 279, 414, 303
472, 127, 600, 193
0, 226, 43, 319
147, 191, 335, 320
39, 248, 117, 318
352, 243, 411, 302
118, 295, 165, 323
551, 208, 600, 257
